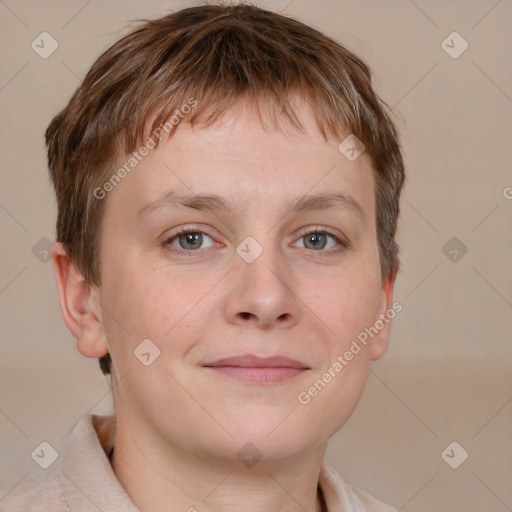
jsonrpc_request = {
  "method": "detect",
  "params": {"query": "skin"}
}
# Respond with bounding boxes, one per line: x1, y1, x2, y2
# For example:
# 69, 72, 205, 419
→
52, 97, 396, 512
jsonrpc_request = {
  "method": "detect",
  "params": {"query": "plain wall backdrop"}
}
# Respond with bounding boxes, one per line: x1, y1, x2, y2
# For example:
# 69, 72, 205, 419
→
0, 0, 511, 510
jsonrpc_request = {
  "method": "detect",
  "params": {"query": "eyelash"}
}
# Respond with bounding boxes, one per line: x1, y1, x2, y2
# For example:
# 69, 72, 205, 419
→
162, 225, 350, 257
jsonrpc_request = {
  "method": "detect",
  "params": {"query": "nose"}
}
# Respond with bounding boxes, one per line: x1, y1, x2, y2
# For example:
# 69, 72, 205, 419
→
223, 240, 300, 330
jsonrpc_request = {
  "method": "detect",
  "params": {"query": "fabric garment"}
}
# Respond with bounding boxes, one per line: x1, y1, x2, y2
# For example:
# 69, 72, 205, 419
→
0, 414, 397, 511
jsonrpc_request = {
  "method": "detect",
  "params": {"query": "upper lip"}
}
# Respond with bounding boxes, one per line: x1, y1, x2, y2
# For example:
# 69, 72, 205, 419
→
203, 354, 309, 369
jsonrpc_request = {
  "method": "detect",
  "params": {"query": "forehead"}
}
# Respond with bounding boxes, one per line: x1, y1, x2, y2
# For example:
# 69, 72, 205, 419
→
104, 99, 375, 225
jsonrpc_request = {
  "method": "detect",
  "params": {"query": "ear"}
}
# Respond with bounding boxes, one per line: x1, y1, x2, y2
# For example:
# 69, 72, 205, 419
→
50, 241, 109, 359
370, 272, 397, 361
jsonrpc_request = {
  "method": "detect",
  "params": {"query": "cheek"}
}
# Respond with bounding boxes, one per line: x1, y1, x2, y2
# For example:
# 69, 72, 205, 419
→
306, 265, 380, 422
314, 268, 380, 346
99, 267, 166, 362
102, 265, 213, 363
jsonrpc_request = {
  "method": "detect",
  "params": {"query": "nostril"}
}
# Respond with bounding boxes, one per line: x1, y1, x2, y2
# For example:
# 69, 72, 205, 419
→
240, 312, 252, 319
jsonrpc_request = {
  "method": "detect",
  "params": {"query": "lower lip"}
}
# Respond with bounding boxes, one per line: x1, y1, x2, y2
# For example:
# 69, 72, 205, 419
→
205, 366, 308, 383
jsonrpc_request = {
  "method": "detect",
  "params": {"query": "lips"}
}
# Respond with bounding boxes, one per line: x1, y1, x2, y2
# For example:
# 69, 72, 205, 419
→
203, 354, 309, 369
202, 354, 310, 383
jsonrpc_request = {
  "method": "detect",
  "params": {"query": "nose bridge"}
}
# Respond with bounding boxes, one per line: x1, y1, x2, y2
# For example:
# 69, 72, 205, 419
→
225, 231, 300, 328
237, 232, 287, 297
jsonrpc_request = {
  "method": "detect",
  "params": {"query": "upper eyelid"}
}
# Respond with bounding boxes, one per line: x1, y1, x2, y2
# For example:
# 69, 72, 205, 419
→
169, 225, 340, 239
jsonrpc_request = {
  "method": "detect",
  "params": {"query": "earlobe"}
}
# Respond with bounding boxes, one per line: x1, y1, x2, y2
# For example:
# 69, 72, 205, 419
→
50, 241, 109, 359
370, 272, 396, 361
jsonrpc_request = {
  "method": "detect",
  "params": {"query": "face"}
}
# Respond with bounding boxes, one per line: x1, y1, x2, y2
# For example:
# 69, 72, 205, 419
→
92, 98, 394, 464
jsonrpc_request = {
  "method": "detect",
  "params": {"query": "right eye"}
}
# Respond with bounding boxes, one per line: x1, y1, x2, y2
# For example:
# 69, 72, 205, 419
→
162, 227, 220, 255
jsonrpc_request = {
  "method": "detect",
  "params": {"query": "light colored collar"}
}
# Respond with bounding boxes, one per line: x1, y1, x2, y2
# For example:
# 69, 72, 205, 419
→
58, 414, 347, 512
59, 414, 138, 511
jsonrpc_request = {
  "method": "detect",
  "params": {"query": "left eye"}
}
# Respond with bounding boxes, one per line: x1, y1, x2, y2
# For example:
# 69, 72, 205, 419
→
292, 229, 342, 251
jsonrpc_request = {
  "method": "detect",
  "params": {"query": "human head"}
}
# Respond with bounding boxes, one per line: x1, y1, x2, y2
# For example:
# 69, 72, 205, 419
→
45, 2, 404, 376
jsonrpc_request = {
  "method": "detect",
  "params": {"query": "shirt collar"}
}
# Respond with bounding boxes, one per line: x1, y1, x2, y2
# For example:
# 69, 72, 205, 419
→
59, 414, 139, 511
58, 414, 345, 512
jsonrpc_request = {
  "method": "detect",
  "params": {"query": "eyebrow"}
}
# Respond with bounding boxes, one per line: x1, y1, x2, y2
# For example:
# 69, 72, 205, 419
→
137, 190, 364, 220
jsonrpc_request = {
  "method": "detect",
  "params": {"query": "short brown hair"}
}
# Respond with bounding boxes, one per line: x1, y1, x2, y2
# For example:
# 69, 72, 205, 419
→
45, 1, 405, 376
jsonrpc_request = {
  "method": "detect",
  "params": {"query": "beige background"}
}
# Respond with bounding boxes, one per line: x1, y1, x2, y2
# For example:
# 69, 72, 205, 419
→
1, 0, 511, 510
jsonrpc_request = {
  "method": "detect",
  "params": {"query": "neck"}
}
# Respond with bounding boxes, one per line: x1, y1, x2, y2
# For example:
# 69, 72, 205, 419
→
109, 419, 328, 512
